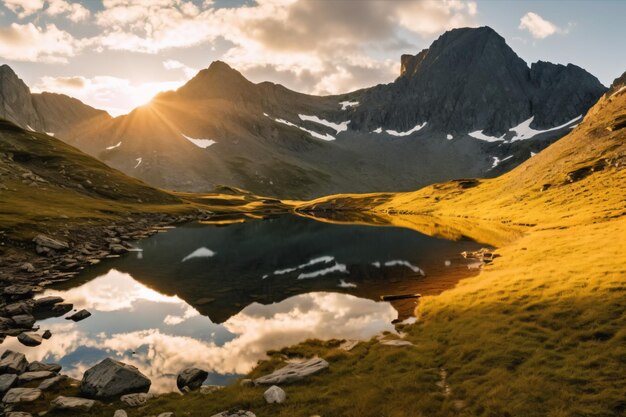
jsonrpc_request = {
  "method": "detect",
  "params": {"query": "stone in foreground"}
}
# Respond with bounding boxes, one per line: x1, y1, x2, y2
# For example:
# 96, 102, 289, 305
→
264, 385, 286, 404
6, 412, 33, 417
120, 392, 156, 407
2, 388, 42, 404
113, 410, 128, 417
17, 332, 42, 347
0, 374, 17, 393
51, 395, 95, 411
176, 367, 208, 392
80, 358, 151, 399
38, 375, 66, 390
254, 357, 329, 385
28, 361, 62, 373
17, 371, 54, 383
380, 339, 414, 347
0, 351, 28, 374
210, 411, 256, 417
33, 234, 69, 250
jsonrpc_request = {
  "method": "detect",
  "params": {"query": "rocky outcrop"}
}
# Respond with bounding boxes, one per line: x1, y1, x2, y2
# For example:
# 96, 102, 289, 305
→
50, 395, 95, 411
2, 387, 42, 404
263, 385, 286, 403
176, 368, 208, 392
80, 358, 151, 399
254, 357, 329, 385
0, 351, 28, 374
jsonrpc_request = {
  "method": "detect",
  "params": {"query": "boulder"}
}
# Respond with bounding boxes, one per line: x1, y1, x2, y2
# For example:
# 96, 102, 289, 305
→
176, 367, 208, 392
4, 302, 32, 316
380, 339, 413, 347
33, 234, 69, 250
27, 361, 61, 373
6, 413, 33, 417
0, 374, 17, 393
254, 357, 329, 385
120, 392, 156, 407
210, 411, 256, 417
81, 358, 151, 399
17, 371, 54, 383
38, 375, 65, 390
157, 413, 174, 417
0, 351, 28, 374
20, 263, 35, 273
113, 410, 128, 417
33, 296, 63, 308
2, 388, 42, 404
0, 317, 14, 330
263, 385, 286, 404
11, 314, 35, 328
50, 303, 73, 316
42, 330, 52, 339
51, 395, 95, 411
3, 285, 33, 298
17, 332, 42, 347
66, 309, 91, 322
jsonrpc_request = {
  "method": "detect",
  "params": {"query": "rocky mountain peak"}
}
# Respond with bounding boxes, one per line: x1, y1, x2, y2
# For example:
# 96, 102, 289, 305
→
176, 60, 254, 100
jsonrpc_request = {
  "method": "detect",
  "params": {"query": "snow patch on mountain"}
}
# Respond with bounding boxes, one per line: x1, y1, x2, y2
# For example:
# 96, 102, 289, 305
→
182, 247, 216, 262
298, 114, 350, 134
298, 262, 348, 279
338, 279, 357, 288
134, 157, 142, 168
270, 115, 335, 141
446, 134, 453, 140
182, 133, 216, 148
46, 132, 55, 137
339, 101, 359, 110
106, 141, 122, 150
383, 260, 425, 276
372, 127, 383, 134
468, 130, 506, 142
490, 155, 514, 170
509, 115, 581, 142
386, 122, 427, 137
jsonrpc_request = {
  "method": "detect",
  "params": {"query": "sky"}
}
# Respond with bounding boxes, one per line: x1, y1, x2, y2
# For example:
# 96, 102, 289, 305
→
0, 0, 624, 116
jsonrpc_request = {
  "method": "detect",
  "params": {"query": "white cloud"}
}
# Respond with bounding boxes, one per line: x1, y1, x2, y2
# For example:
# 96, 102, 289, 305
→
163, 59, 197, 78
519, 12, 562, 39
45, 0, 90, 22
0, 22, 79, 63
3, 0, 44, 18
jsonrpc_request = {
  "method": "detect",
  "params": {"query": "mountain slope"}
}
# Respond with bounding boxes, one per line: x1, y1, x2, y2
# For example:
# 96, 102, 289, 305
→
0, 65, 111, 136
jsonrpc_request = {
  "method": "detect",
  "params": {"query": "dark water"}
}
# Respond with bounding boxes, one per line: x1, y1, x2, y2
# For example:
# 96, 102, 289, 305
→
7, 215, 485, 392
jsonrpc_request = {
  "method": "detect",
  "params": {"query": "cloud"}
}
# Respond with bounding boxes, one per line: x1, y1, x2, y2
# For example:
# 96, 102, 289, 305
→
0, 22, 80, 63
3, 0, 44, 18
163, 59, 197, 78
45, 0, 90, 22
518, 12, 562, 39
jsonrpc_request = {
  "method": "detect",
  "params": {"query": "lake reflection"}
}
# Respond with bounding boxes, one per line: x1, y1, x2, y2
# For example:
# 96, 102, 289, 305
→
6, 215, 486, 392
5, 270, 397, 392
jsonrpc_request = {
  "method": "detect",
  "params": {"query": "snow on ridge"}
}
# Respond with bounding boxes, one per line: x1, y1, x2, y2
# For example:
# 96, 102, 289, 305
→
181, 133, 216, 149
386, 122, 427, 137
46, 132, 55, 137
338, 279, 357, 288
134, 157, 142, 168
490, 155, 514, 170
509, 115, 582, 142
372, 127, 382, 134
270, 115, 335, 141
298, 262, 348, 280
298, 114, 350, 134
182, 247, 216, 262
446, 134, 453, 140
468, 130, 505, 142
339, 100, 359, 110
383, 260, 425, 276
106, 141, 122, 150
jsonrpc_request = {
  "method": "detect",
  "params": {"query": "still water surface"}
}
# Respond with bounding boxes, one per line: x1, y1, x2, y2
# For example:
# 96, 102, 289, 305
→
6, 215, 485, 392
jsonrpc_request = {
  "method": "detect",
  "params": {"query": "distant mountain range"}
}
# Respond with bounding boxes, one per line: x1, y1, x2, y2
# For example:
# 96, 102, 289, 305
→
0, 27, 607, 199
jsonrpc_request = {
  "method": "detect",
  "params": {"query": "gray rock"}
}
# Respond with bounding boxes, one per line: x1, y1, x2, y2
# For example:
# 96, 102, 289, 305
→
50, 395, 95, 411
66, 309, 91, 322
2, 388, 42, 404
113, 410, 128, 417
81, 358, 151, 399
254, 357, 329, 385
11, 314, 35, 328
20, 263, 35, 273
239, 379, 254, 388
157, 413, 174, 417
17, 332, 42, 347
33, 296, 63, 308
3, 285, 33, 298
6, 412, 33, 417
176, 367, 208, 392
50, 303, 73, 316
33, 234, 69, 250
17, 371, 54, 383
27, 361, 61, 373
4, 302, 31, 316
0, 317, 14, 330
0, 374, 17, 393
380, 339, 413, 347
119, 392, 156, 407
42, 330, 52, 339
263, 385, 286, 404
0, 351, 28, 374
38, 375, 65, 390
210, 411, 256, 417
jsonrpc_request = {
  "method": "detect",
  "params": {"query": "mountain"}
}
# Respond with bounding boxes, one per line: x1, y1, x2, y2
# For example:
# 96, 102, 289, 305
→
5, 27, 607, 199
0, 65, 110, 137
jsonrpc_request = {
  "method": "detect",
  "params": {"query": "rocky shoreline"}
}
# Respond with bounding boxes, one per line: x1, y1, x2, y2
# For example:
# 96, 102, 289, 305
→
0, 209, 214, 345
